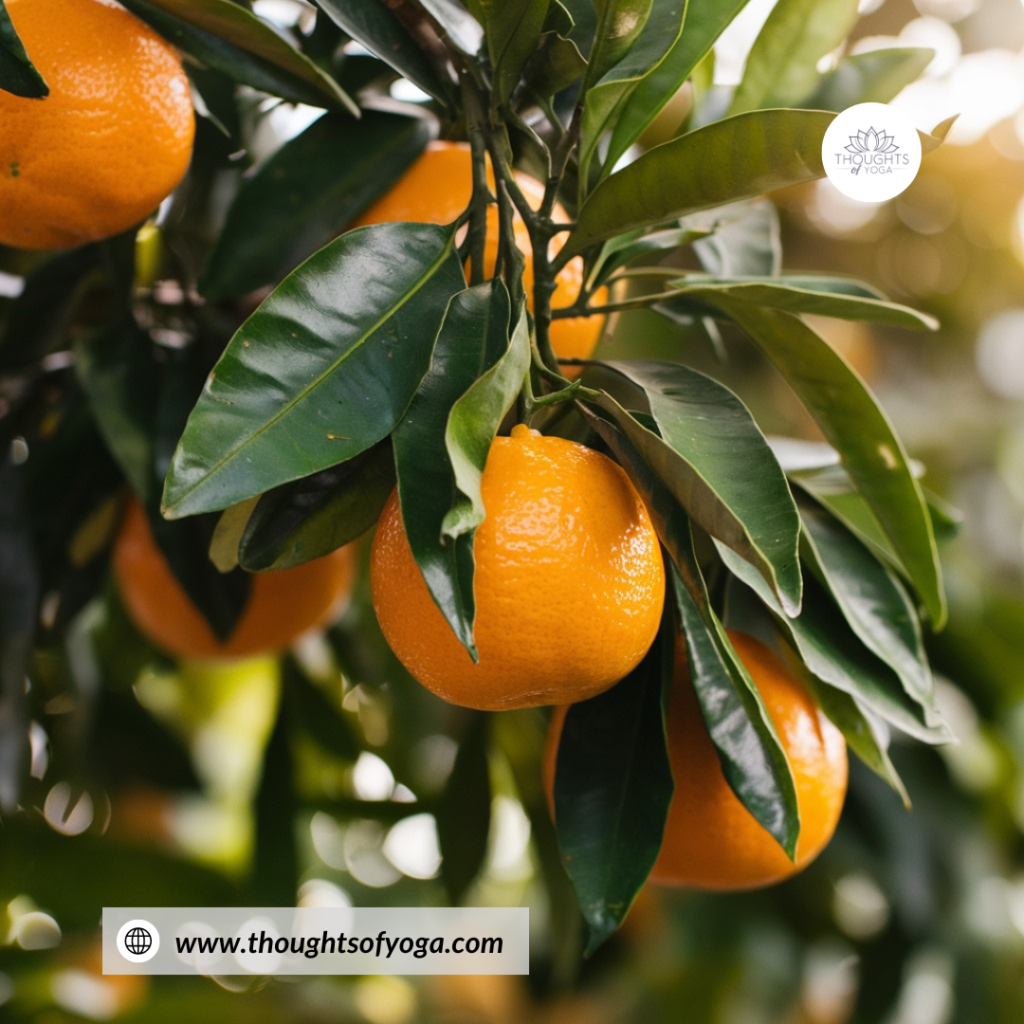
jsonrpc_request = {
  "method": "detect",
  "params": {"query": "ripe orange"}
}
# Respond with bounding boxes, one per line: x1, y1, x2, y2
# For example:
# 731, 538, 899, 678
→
545, 630, 848, 890
370, 425, 665, 710
352, 141, 607, 370
0, 0, 195, 251
113, 499, 354, 660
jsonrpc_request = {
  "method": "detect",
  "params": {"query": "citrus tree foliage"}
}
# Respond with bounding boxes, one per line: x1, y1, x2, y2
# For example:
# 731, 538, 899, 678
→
0, 0, 955, 963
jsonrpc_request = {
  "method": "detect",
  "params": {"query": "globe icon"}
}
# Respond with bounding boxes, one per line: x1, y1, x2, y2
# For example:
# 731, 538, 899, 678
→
124, 926, 152, 956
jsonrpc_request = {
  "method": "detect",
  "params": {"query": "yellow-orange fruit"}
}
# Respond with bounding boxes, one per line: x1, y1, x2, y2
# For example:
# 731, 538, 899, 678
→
546, 630, 848, 890
113, 499, 354, 660
0, 0, 195, 250
353, 141, 606, 370
370, 425, 665, 710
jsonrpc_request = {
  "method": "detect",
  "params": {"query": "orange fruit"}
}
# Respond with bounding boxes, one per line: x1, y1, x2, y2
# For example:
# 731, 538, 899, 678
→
370, 425, 665, 710
113, 499, 354, 660
352, 141, 607, 371
545, 630, 848, 890
0, 0, 195, 250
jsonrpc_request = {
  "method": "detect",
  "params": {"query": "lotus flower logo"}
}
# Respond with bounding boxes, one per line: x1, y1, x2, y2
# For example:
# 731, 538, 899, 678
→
845, 127, 899, 174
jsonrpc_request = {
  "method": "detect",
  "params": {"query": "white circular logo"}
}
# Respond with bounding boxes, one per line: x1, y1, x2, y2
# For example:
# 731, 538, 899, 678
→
116, 919, 160, 963
821, 102, 922, 203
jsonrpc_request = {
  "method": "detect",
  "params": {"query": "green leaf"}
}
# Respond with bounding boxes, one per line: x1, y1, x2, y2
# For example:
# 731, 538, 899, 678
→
238, 441, 395, 571
790, 465, 959, 600
251, 702, 299, 906
584, 363, 802, 616
521, 13, 588, 102
799, 498, 939, 721
466, 0, 549, 103
578, 1, 687, 191
394, 282, 511, 657
74, 324, 158, 501
585, 0, 654, 89
603, 0, 751, 174
710, 302, 946, 627
807, 48, 935, 112
567, 109, 834, 254
436, 713, 492, 905
554, 627, 673, 955
672, 570, 799, 858
283, 656, 360, 760
442, 302, 531, 539
721, 577, 910, 805
162, 222, 465, 519
314, 0, 450, 105
577, 404, 800, 857
592, 224, 711, 289
201, 111, 432, 301
692, 201, 780, 277
0, 1, 47, 98
419, 0, 485, 55
672, 277, 938, 330
76, 315, 253, 639
730, 0, 859, 115
717, 542, 950, 744
791, 463, 901, 568
921, 114, 958, 153
120, 0, 357, 113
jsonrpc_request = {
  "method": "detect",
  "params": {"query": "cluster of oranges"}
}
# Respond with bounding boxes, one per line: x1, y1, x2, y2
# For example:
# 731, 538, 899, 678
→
6, 0, 847, 892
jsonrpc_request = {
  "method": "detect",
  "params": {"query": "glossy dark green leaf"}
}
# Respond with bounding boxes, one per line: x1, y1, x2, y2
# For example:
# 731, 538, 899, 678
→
586, 364, 802, 616
0, 459, 37, 816
75, 320, 251, 640
791, 465, 959, 591
692, 201, 781, 277
578, 404, 800, 857
162, 222, 465, 519
442, 301, 531, 539
554, 628, 673, 955
579, 1, 686, 190
791, 463, 901, 569
283, 656, 360, 760
522, 18, 588, 101
394, 282, 511, 656
251, 706, 299, 906
467, 0, 546, 101
239, 441, 395, 571
672, 570, 799, 857
492, 710, 583, 977
419, 0, 485, 55
730, 0, 858, 115
799, 497, 938, 721
201, 111, 432, 301
585, 0, 654, 89
566, 109, 834, 254
807, 47, 935, 112
923, 486, 963, 543
0, 1, 47, 98
593, 225, 710, 289
315, 0, 450, 105
721, 576, 910, 805
603, 0, 749, 174
121, 0, 356, 112
670, 277, 938, 330
714, 302, 946, 627
436, 713, 492, 904
717, 542, 950, 744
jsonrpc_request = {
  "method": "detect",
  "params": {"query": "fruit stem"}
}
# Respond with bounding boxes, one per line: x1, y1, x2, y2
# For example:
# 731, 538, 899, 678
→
460, 75, 491, 287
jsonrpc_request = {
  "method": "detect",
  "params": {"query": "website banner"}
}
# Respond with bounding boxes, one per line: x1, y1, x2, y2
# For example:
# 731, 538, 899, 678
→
102, 907, 529, 976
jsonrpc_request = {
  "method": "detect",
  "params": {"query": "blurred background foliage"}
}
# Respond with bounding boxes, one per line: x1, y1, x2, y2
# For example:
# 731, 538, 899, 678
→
3, 0, 1024, 1021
